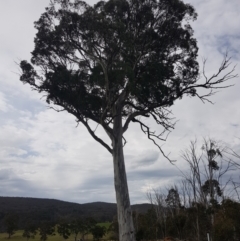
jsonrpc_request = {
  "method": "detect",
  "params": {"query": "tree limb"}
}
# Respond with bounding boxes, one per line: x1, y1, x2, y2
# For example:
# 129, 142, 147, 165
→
132, 118, 176, 164
79, 118, 113, 154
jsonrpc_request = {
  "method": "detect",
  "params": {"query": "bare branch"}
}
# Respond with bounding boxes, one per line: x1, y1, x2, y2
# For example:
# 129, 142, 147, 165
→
47, 106, 65, 112
132, 118, 176, 164
79, 118, 113, 154
183, 53, 238, 102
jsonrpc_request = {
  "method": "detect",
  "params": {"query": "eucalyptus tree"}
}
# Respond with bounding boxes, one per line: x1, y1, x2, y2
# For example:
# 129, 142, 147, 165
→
90, 225, 107, 241
3, 213, 18, 239
57, 222, 71, 240
22, 223, 37, 241
39, 222, 55, 241
19, 0, 235, 240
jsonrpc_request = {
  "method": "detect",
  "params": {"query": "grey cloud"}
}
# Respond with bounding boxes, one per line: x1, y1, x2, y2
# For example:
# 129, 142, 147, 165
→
230, 124, 239, 128
79, 175, 114, 190
128, 168, 179, 181
70, 175, 116, 203
136, 151, 159, 166
0, 168, 78, 201
127, 151, 159, 169
0, 168, 13, 180
216, 35, 240, 60
0, 168, 38, 197
71, 166, 180, 203
70, 189, 116, 204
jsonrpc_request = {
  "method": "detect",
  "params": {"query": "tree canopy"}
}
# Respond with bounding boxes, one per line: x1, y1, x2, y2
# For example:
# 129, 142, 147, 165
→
20, 0, 235, 155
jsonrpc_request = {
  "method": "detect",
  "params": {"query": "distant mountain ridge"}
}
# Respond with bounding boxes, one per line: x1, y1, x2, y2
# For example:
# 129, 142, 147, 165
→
0, 196, 152, 229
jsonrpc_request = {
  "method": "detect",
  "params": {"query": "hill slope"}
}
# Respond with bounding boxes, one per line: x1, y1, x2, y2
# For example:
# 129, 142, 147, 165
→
0, 197, 151, 229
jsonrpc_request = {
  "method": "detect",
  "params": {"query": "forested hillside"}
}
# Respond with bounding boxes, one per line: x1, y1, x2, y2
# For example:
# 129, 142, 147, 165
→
0, 197, 151, 230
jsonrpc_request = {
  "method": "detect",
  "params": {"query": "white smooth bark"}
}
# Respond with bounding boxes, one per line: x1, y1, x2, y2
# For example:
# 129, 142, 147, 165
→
112, 109, 135, 241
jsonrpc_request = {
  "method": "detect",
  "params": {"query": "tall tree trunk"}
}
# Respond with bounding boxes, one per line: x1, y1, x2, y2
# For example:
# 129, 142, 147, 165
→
112, 112, 135, 241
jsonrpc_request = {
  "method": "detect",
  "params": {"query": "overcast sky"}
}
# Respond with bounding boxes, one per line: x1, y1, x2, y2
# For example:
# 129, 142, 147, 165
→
0, 0, 239, 205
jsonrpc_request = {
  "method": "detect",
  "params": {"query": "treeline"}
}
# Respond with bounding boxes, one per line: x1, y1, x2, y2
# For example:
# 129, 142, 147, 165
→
142, 139, 240, 241
2, 214, 108, 240
0, 197, 151, 230
131, 192, 240, 241
0, 198, 117, 229
0, 200, 150, 240
2, 197, 240, 241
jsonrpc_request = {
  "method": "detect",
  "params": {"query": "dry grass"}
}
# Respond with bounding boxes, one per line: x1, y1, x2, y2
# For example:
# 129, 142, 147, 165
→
0, 230, 96, 241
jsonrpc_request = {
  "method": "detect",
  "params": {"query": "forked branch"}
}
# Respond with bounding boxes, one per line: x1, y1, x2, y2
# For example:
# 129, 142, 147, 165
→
132, 117, 175, 163
78, 118, 113, 154
184, 53, 238, 102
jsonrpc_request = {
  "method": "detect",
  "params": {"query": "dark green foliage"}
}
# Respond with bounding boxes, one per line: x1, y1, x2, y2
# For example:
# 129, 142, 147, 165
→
70, 218, 83, 241
57, 222, 71, 239
214, 218, 235, 241
18, 0, 234, 165
70, 217, 97, 240
132, 199, 240, 241
19, 0, 207, 156
216, 199, 240, 241
80, 217, 97, 239
208, 160, 219, 170
202, 179, 222, 197
108, 216, 119, 241
22, 222, 37, 241
39, 222, 55, 241
3, 213, 18, 239
91, 225, 107, 241
166, 188, 181, 209
133, 209, 158, 241
201, 142, 223, 202
0, 197, 150, 229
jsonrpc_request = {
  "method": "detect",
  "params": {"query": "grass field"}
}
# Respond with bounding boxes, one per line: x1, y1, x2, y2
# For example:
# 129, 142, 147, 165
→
0, 223, 112, 241
97, 222, 111, 229
0, 230, 76, 241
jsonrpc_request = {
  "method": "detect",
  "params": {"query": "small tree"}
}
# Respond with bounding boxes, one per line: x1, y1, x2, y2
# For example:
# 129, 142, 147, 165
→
165, 187, 185, 238
39, 222, 55, 241
22, 223, 37, 241
19, 0, 236, 240
166, 188, 181, 211
108, 216, 119, 241
70, 217, 96, 241
3, 213, 18, 239
81, 217, 97, 240
91, 225, 107, 241
70, 218, 82, 241
57, 222, 71, 240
